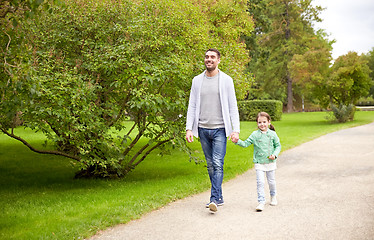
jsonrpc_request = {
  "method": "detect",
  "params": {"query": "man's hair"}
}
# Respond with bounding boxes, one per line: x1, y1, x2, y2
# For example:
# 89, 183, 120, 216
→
205, 48, 221, 59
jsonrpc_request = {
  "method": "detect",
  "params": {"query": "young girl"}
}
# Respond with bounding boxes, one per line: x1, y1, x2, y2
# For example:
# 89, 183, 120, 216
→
234, 112, 281, 211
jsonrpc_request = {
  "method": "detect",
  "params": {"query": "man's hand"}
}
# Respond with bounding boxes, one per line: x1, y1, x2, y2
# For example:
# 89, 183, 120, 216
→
186, 130, 194, 143
229, 132, 239, 143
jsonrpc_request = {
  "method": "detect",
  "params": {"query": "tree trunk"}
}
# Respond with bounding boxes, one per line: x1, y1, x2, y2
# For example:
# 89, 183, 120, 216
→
287, 72, 293, 112
284, 1, 293, 112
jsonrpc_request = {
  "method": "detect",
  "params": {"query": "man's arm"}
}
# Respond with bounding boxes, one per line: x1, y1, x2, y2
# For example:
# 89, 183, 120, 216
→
227, 76, 240, 136
185, 77, 197, 140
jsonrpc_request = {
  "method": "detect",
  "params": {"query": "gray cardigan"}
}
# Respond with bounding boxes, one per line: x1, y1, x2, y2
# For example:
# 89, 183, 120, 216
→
186, 70, 240, 137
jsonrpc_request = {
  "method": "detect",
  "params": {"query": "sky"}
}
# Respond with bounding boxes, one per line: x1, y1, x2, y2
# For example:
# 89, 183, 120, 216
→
312, 0, 374, 60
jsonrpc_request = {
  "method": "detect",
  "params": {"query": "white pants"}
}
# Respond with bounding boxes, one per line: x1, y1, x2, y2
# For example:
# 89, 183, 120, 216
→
256, 170, 276, 204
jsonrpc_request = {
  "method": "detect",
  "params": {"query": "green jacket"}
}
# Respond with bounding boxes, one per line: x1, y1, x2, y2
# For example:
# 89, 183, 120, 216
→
236, 129, 281, 164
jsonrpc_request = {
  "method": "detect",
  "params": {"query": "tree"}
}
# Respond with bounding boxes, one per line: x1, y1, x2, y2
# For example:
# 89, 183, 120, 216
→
245, 0, 330, 112
0, 0, 253, 178
289, 29, 333, 109
362, 47, 374, 97
321, 52, 371, 108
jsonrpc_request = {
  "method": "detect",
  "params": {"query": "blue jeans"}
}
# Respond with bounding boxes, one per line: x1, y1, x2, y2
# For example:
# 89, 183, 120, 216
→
256, 169, 276, 204
198, 127, 227, 204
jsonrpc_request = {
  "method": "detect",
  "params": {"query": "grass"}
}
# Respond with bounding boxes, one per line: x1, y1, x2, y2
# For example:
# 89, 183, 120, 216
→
1, 111, 374, 239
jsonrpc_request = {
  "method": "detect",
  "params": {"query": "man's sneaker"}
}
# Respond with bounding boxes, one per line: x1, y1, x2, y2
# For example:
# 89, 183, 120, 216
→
208, 202, 218, 212
256, 203, 265, 211
270, 196, 278, 206
216, 200, 225, 206
206, 201, 224, 208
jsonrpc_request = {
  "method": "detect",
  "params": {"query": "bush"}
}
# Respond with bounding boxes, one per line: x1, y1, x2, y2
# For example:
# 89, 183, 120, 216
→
238, 100, 283, 121
0, 0, 253, 179
330, 104, 356, 123
356, 97, 374, 106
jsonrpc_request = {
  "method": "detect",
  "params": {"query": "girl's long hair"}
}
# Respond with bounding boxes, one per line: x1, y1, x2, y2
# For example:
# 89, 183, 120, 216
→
256, 112, 275, 131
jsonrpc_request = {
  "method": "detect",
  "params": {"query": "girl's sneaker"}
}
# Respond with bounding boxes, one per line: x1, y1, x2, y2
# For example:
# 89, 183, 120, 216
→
270, 196, 278, 206
256, 203, 265, 211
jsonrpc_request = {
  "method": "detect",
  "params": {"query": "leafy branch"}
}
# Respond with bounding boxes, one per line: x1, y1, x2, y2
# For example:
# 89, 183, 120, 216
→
0, 127, 81, 161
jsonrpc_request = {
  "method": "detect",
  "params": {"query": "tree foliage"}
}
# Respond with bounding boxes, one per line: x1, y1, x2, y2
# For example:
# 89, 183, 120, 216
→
245, 0, 331, 111
362, 47, 374, 97
1, 0, 54, 128
0, 0, 47, 19
0, 0, 253, 178
289, 30, 332, 106
319, 52, 371, 108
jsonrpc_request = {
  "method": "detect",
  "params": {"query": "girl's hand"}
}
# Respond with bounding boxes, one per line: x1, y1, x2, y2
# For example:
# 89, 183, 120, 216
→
268, 155, 276, 160
229, 132, 239, 143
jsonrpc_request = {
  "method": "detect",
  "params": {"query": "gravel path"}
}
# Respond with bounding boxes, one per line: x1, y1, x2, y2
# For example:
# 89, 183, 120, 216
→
91, 122, 374, 240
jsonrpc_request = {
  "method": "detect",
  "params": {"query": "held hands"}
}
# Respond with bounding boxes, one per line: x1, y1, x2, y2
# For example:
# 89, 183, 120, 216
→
186, 130, 239, 144
229, 132, 239, 143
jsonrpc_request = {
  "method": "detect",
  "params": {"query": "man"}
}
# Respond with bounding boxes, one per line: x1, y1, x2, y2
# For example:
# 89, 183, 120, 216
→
185, 48, 240, 213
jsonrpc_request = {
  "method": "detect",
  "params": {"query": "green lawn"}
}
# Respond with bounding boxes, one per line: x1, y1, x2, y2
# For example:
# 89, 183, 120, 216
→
1, 111, 374, 239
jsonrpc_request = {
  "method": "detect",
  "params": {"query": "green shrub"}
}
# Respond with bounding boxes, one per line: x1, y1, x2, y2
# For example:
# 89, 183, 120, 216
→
238, 100, 283, 121
356, 97, 374, 106
330, 104, 356, 123
0, 0, 253, 179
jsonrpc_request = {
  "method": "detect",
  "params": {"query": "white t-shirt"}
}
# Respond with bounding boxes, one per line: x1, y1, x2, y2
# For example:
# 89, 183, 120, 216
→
255, 162, 277, 171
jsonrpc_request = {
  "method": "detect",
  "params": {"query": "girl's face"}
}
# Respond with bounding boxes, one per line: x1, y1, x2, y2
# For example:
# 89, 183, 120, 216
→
257, 116, 270, 132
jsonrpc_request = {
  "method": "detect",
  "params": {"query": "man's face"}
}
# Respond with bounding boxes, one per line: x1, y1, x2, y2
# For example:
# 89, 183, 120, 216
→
204, 51, 220, 72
